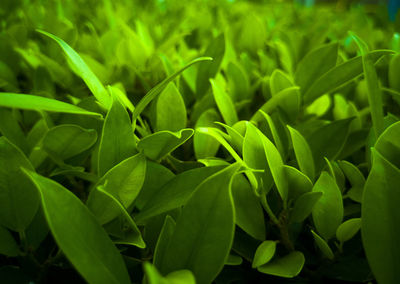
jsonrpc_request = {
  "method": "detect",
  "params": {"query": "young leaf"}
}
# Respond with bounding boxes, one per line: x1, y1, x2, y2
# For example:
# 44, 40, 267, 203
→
196, 34, 225, 98
252, 241, 277, 268
194, 109, 221, 159
312, 172, 344, 240
42, 124, 97, 161
210, 78, 238, 126
311, 229, 334, 260
270, 69, 293, 96
87, 153, 146, 224
98, 94, 137, 176
137, 129, 194, 161
285, 165, 313, 201
336, 218, 361, 243
257, 251, 305, 278
362, 149, 400, 284
295, 42, 338, 94
159, 163, 241, 284
338, 161, 365, 202
23, 170, 131, 284
0, 137, 39, 232
0, 93, 102, 117
155, 82, 187, 132
287, 125, 315, 181
37, 30, 111, 109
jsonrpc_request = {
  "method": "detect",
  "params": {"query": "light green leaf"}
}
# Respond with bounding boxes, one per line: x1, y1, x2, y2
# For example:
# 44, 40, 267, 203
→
88, 153, 146, 224
159, 163, 241, 284
362, 149, 400, 284
23, 170, 131, 284
257, 251, 305, 278
155, 82, 187, 132
37, 30, 111, 109
137, 129, 194, 161
312, 172, 344, 240
285, 165, 313, 201
210, 78, 238, 126
270, 69, 293, 96
0, 137, 39, 232
252, 241, 277, 268
338, 161, 365, 202
336, 218, 361, 243
375, 121, 400, 169
0, 93, 102, 117
226, 61, 250, 101
287, 125, 315, 181
290, 192, 323, 224
311, 229, 334, 260
98, 94, 137, 176
42, 124, 97, 161
194, 109, 221, 159
154, 216, 176, 269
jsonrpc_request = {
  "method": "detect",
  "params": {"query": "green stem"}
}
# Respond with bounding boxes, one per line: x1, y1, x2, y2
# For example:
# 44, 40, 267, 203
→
260, 194, 280, 225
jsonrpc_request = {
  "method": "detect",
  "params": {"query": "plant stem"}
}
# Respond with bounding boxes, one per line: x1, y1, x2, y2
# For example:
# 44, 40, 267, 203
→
260, 193, 280, 225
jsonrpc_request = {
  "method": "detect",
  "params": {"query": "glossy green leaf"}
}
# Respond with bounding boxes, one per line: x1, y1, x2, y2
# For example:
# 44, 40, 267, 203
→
155, 82, 187, 132
88, 153, 146, 224
23, 170, 131, 284
194, 109, 221, 159
304, 50, 393, 103
295, 42, 338, 94
137, 129, 194, 161
0, 137, 39, 232
362, 149, 400, 284
136, 166, 224, 223
0, 226, 19, 256
154, 216, 176, 269
257, 251, 305, 278
285, 165, 313, 201
311, 229, 334, 260
312, 172, 343, 240
0, 93, 102, 117
252, 241, 277, 268
37, 30, 111, 109
132, 57, 212, 124
290, 192, 323, 223
196, 34, 225, 98
288, 125, 315, 181
210, 78, 238, 126
42, 124, 97, 161
159, 163, 240, 284
98, 94, 137, 176
336, 218, 361, 243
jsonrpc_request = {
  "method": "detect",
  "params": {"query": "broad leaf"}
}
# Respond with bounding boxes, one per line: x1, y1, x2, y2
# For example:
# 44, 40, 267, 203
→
311, 229, 334, 260
210, 78, 238, 126
0, 226, 19, 256
252, 241, 277, 268
290, 192, 323, 223
257, 251, 305, 278
336, 218, 361, 243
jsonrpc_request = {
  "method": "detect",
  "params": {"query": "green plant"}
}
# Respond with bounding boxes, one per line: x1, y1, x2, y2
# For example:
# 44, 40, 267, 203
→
1, 1, 400, 283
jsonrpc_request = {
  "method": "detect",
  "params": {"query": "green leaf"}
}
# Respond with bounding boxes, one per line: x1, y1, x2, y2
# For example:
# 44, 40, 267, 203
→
375, 121, 400, 169
295, 42, 338, 95
159, 163, 241, 284
155, 82, 187, 132
196, 34, 225, 98
312, 172, 344, 240
287, 125, 315, 181
98, 94, 137, 176
0, 93, 102, 117
42, 124, 97, 161
311, 229, 334, 260
137, 129, 194, 161
37, 30, 111, 109
257, 251, 305, 278
136, 166, 224, 223
210, 78, 238, 126
362, 149, 400, 284
87, 153, 146, 224
194, 109, 221, 159
154, 216, 176, 269
0, 226, 19, 256
143, 262, 196, 284
389, 54, 400, 92
95, 186, 145, 248
132, 57, 212, 124
338, 161, 365, 203
0, 137, 39, 232
336, 218, 361, 243
252, 241, 277, 268
308, 118, 354, 171
22, 170, 131, 284
304, 50, 393, 103
270, 69, 293, 96
285, 165, 313, 201
226, 61, 250, 101
290, 192, 323, 223
0, 108, 29, 155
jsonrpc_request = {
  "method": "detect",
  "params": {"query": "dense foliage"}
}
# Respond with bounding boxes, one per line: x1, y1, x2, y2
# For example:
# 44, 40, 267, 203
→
1, 0, 400, 283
